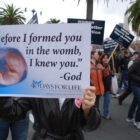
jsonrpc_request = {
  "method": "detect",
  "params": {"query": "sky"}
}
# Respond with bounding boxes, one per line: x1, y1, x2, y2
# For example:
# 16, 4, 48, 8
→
0, 0, 133, 39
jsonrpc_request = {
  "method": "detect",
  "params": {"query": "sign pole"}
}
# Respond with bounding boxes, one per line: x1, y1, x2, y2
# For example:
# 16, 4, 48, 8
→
111, 53, 116, 73
108, 44, 118, 63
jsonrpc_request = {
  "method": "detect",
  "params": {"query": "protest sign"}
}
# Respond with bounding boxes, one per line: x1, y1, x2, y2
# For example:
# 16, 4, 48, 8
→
0, 24, 91, 98
103, 39, 118, 53
110, 24, 134, 48
68, 18, 105, 45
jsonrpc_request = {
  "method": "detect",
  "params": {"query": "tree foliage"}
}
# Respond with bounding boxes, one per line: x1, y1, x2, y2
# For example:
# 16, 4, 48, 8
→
0, 4, 26, 25
63, 0, 130, 20
125, 0, 140, 34
63, 0, 129, 6
47, 18, 61, 23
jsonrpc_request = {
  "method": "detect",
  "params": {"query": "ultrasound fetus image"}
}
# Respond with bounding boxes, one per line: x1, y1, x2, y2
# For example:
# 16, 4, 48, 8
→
0, 48, 27, 86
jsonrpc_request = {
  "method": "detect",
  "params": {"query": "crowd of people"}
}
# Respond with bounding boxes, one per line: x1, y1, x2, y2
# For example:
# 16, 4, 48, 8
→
0, 48, 140, 140
90, 48, 140, 131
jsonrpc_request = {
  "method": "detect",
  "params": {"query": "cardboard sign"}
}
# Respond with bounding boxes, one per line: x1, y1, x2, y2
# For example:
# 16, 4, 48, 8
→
68, 18, 105, 45
110, 24, 134, 48
103, 39, 118, 53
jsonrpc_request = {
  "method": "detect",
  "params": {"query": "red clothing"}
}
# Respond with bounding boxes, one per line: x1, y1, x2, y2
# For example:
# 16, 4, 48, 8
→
90, 62, 109, 95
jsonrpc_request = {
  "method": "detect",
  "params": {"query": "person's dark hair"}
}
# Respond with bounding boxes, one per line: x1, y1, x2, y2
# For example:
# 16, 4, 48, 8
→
91, 51, 96, 56
123, 50, 130, 55
91, 51, 97, 59
101, 53, 109, 62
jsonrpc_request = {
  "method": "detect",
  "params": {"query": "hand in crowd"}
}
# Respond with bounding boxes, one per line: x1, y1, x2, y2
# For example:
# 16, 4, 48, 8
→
82, 86, 96, 118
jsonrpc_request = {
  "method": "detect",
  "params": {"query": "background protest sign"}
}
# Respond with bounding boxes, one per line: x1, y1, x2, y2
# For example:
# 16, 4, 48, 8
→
67, 18, 105, 45
103, 39, 118, 53
110, 24, 134, 48
0, 23, 91, 98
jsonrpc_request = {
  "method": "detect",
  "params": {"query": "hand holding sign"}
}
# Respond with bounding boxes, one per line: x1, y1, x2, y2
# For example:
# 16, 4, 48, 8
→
82, 86, 96, 118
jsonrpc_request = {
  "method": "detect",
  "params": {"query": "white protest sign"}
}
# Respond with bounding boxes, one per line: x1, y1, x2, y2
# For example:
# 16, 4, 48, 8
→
0, 23, 91, 98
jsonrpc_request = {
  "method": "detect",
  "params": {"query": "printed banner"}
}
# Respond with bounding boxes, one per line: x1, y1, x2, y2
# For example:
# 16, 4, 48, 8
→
68, 18, 105, 45
0, 24, 91, 98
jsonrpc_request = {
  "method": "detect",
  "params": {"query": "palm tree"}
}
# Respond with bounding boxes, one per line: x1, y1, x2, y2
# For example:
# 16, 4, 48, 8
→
125, 0, 140, 35
0, 4, 26, 25
47, 18, 61, 23
63, 0, 130, 20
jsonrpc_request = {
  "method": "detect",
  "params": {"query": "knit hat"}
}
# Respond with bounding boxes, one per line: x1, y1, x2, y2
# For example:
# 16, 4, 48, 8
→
133, 51, 140, 55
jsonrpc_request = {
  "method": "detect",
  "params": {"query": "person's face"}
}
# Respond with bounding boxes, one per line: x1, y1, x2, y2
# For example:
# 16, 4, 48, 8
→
133, 54, 139, 60
92, 52, 99, 61
125, 53, 130, 57
102, 55, 108, 64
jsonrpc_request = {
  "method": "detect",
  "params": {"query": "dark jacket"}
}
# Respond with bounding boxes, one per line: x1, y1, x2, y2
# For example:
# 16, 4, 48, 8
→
0, 98, 101, 140
119, 56, 130, 71
102, 64, 112, 92
128, 58, 140, 87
